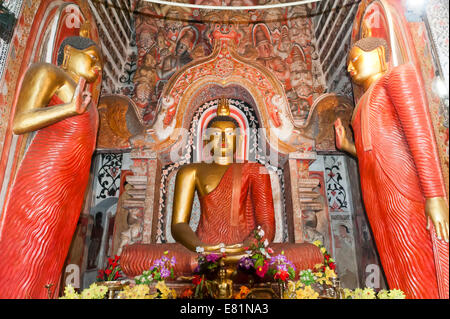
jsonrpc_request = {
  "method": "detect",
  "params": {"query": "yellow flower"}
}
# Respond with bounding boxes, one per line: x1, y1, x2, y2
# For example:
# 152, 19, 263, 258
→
320, 247, 327, 254
342, 288, 354, 299
353, 288, 376, 299
295, 281, 305, 290
60, 285, 80, 299
80, 283, 108, 299
377, 289, 390, 299
313, 240, 322, 247
324, 267, 337, 279
155, 281, 176, 299
313, 272, 323, 278
119, 284, 151, 299
315, 276, 332, 285
388, 289, 406, 299
296, 285, 319, 299
313, 263, 324, 270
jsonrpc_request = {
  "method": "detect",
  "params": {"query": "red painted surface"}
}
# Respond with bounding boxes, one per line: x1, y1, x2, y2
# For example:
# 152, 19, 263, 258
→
0, 93, 98, 298
352, 63, 449, 299
121, 163, 323, 277
0, 0, 101, 299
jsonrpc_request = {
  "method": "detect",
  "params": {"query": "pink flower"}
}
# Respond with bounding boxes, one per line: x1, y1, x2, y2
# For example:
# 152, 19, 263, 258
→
256, 261, 269, 278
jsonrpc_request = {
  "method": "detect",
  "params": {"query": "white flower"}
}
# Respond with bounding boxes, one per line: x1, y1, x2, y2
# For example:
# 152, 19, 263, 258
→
245, 250, 252, 255
219, 243, 225, 249
220, 247, 226, 253
263, 239, 269, 247
196, 246, 204, 253
260, 248, 266, 255
258, 229, 265, 237
257, 226, 262, 230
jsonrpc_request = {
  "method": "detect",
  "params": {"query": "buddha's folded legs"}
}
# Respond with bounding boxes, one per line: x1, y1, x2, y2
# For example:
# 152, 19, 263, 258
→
120, 243, 198, 278
270, 243, 324, 277
120, 242, 323, 279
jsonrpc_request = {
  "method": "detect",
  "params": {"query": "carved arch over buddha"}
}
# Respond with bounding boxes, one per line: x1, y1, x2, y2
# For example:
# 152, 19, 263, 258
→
148, 27, 307, 156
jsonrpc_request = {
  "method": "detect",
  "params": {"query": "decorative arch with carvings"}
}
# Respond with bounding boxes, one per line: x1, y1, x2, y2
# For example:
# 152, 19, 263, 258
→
149, 27, 299, 155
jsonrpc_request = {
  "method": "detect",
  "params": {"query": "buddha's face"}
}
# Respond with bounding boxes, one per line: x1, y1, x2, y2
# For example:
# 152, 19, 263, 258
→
347, 46, 384, 86
65, 45, 103, 83
208, 120, 237, 161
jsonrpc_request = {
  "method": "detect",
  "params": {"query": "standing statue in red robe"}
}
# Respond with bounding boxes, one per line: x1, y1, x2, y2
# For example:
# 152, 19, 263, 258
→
335, 37, 449, 299
0, 36, 103, 298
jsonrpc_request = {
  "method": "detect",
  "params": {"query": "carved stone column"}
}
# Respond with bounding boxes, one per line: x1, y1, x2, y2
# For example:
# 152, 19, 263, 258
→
284, 151, 323, 243
123, 148, 161, 244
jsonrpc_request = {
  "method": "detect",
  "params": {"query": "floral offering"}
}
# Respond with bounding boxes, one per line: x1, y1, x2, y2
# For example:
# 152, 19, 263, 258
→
195, 245, 225, 278
312, 240, 336, 271
118, 282, 176, 299
343, 287, 406, 299
268, 252, 296, 282
96, 255, 122, 282
192, 274, 214, 299
135, 251, 176, 284
119, 284, 152, 299
60, 283, 108, 299
237, 226, 273, 279
298, 269, 317, 286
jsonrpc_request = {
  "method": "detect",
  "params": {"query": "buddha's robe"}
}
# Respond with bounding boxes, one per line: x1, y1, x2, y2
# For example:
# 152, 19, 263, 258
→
352, 63, 449, 299
121, 162, 322, 277
0, 94, 98, 299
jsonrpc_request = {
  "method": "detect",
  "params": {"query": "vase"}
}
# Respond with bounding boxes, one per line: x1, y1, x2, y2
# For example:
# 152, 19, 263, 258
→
278, 281, 287, 299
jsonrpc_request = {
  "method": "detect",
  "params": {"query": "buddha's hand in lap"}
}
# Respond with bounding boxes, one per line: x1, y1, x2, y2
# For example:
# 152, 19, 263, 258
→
203, 243, 247, 255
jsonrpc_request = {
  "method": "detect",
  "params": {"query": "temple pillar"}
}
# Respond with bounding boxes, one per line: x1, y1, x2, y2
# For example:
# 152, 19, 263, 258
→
284, 151, 323, 244
123, 148, 161, 244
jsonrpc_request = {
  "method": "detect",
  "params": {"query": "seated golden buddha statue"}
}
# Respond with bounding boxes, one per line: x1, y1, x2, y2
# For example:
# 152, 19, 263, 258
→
120, 100, 322, 278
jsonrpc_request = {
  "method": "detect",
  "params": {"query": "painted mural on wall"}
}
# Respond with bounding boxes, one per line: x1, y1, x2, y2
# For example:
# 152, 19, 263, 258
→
130, 0, 325, 125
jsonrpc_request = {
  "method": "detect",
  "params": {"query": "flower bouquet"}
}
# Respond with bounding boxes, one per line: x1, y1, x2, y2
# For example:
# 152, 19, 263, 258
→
60, 283, 108, 299
96, 255, 122, 282
119, 282, 177, 299
312, 240, 336, 272
236, 226, 274, 284
268, 252, 296, 282
135, 251, 176, 284
194, 245, 226, 280
191, 274, 214, 299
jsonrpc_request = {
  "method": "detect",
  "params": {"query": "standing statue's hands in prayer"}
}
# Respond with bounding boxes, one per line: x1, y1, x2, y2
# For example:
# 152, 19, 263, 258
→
72, 77, 91, 114
426, 197, 449, 242
334, 118, 357, 157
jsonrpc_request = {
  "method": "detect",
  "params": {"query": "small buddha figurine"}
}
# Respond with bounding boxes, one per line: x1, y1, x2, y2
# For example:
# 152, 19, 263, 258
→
0, 34, 103, 298
334, 37, 449, 299
121, 99, 322, 277
213, 260, 234, 299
